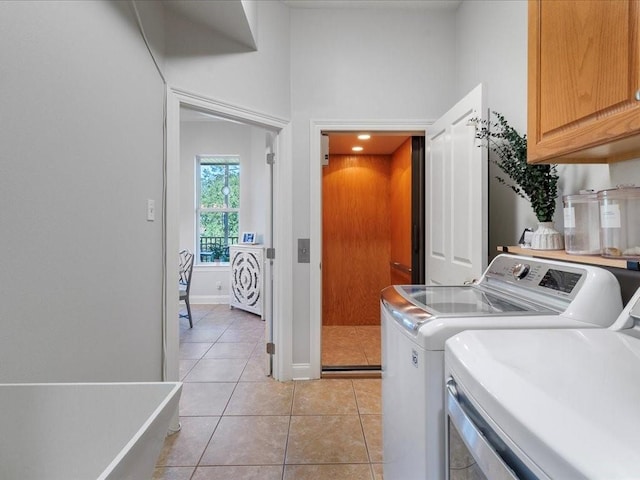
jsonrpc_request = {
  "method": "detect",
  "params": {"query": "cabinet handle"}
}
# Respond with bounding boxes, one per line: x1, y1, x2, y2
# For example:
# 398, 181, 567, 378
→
636, 89, 640, 101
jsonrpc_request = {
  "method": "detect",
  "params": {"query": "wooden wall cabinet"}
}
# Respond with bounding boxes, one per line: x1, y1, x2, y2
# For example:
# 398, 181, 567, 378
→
229, 244, 264, 317
528, 0, 640, 164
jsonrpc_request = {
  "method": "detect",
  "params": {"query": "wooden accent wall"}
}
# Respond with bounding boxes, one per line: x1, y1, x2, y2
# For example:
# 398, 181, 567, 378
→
322, 155, 391, 326
390, 138, 412, 285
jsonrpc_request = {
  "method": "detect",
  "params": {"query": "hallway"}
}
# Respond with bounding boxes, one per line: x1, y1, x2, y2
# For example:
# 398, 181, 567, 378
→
154, 305, 383, 480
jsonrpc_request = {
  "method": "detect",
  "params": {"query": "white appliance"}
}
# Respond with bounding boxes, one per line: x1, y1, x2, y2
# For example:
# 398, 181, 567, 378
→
381, 254, 623, 480
444, 286, 640, 479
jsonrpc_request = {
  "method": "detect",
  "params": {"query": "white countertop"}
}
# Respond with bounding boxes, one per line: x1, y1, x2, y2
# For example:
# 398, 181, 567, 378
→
445, 328, 640, 479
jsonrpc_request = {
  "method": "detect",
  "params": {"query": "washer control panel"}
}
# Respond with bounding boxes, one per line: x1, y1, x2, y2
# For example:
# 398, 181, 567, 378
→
483, 255, 587, 300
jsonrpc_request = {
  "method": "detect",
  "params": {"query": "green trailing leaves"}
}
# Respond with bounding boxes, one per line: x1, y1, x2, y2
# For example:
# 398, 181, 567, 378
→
474, 111, 559, 222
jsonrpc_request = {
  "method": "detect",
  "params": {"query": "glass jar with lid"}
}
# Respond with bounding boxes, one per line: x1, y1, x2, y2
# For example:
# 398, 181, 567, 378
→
563, 191, 600, 255
598, 186, 640, 259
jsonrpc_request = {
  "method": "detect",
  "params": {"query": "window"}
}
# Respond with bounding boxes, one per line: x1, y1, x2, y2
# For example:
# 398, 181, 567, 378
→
196, 155, 240, 264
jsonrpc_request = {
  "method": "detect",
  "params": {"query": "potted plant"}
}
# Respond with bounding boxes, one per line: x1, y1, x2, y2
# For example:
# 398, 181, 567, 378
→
474, 111, 563, 250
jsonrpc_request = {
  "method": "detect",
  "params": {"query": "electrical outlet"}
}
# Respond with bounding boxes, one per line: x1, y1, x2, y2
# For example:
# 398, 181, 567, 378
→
216, 281, 222, 291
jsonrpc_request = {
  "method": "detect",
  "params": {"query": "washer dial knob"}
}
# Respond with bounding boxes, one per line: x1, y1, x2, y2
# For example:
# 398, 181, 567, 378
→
512, 263, 530, 280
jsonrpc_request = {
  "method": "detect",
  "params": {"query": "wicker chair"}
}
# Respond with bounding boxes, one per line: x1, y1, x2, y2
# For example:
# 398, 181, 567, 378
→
178, 249, 194, 328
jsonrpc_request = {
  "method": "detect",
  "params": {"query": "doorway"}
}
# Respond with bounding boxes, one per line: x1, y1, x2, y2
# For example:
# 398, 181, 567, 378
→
165, 88, 293, 394
320, 130, 426, 374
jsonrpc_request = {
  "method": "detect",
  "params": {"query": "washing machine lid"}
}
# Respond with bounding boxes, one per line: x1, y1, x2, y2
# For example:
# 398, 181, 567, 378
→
445, 328, 640, 479
382, 285, 555, 332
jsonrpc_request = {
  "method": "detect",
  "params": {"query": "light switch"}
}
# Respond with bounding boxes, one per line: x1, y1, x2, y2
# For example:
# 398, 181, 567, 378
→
298, 238, 310, 263
147, 199, 155, 221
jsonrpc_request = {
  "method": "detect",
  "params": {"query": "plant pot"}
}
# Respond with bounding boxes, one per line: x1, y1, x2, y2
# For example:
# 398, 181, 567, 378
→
531, 221, 564, 250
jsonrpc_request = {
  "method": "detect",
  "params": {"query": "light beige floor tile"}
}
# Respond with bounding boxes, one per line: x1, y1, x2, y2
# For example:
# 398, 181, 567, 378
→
353, 379, 382, 415
322, 326, 359, 338
322, 345, 368, 366
218, 329, 264, 343
180, 326, 227, 343
372, 463, 384, 480
204, 341, 256, 359
179, 359, 198, 381
200, 416, 289, 465
355, 325, 381, 340
292, 380, 357, 415
192, 466, 283, 480
167, 304, 385, 475
239, 356, 270, 382
184, 358, 247, 382
227, 312, 263, 323
363, 344, 381, 365
322, 325, 381, 367
225, 381, 294, 415
179, 342, 212, 360
250, 343, 267, 359
180, 382, 236, 416
361, 415, 382, 463
156, 416, 219, 466
283, 464, 374, 480
322, 333, 361, 349
225, 319, 264, 330
152, 466, 195, 480
179, 318, 193, 331
286, 415, 369, 464
196, 315, 234, 327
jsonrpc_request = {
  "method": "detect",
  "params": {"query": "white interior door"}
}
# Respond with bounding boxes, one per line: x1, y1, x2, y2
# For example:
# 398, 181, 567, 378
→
426, 83, 487, 285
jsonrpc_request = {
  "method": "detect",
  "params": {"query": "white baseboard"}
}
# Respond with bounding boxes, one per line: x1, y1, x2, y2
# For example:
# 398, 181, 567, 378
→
292, 363, 319, 380
189, 295, 229, 305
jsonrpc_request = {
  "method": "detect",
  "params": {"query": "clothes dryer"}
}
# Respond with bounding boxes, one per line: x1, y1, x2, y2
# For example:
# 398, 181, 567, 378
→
444, 285, 640, 479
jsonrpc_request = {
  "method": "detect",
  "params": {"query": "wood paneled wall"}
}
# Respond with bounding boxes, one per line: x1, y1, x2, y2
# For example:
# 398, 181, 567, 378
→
322, 155, 391, 325
390, 138, 413, 283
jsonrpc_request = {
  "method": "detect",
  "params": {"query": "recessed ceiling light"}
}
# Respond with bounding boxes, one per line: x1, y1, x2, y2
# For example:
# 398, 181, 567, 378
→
352, 146, 364, 152
357, 134, 371, 140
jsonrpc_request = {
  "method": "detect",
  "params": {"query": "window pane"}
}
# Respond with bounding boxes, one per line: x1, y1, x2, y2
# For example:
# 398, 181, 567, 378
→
200, 164, 228, 209
199, 158, 240, 210
227, 164, 240, 209
199, 212, 239, 262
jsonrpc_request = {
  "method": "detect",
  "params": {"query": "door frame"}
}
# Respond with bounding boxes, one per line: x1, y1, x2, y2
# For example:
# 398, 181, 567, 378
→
309, 119, 430, 378
165, 86, 294, 387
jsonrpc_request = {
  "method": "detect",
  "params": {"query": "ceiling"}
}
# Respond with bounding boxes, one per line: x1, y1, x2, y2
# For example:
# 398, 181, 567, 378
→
326, 132, 416, 155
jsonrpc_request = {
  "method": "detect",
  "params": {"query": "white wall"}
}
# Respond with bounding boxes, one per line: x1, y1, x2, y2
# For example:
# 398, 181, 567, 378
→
164, 0, 290, 120
0, 1, 165, 382
179, 119, 269, 302
290, 6, 458, 366
455, 0, 639, 254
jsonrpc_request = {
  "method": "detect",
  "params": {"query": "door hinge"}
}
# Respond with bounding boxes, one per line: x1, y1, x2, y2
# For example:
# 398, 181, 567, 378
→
266, 247, 275, 259
266, 342, 275, 355
266, 153, 275, 165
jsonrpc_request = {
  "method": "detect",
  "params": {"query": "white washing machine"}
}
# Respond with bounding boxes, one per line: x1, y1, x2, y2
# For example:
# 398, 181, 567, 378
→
381, 254, 623, 480
444, 285, 640, 479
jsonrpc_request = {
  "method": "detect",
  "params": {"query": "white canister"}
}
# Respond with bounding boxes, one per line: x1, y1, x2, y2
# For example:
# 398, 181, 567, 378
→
563, 192, 600, 255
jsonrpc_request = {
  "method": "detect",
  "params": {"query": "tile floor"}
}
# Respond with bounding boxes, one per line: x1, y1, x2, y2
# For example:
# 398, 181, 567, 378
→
154, 304, 383, 480
321, 325, 381, 368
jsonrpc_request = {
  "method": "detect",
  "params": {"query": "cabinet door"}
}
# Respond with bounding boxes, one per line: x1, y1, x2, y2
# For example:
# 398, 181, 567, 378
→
528, 0, 640, 163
